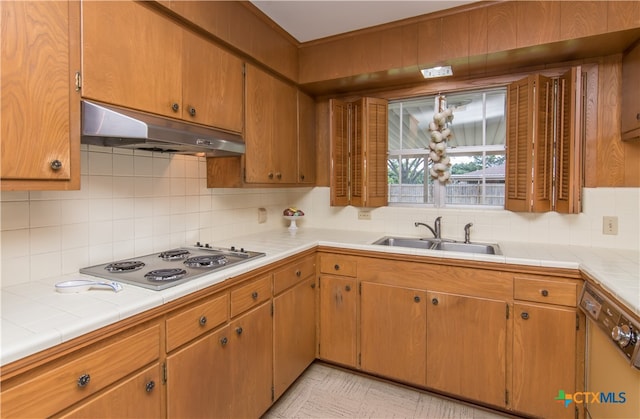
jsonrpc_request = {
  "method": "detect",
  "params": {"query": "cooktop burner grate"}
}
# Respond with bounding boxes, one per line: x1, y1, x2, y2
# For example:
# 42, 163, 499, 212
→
105, 261, 145, 273
184, 255, 228, 268
159, 249, 191, 261
144, 268, 187, 282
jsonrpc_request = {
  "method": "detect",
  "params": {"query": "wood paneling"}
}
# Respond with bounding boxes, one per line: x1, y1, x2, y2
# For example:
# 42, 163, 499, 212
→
560, 1, 608, 40
608, 1, 640, 31
486, 2, 517, 53
516, 1, 560, 48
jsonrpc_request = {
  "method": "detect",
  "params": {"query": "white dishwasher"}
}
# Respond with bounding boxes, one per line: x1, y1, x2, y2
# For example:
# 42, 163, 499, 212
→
579, 283, 640, 418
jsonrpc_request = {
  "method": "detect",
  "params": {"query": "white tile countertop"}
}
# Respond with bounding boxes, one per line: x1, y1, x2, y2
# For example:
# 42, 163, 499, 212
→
2, 228, 639, 367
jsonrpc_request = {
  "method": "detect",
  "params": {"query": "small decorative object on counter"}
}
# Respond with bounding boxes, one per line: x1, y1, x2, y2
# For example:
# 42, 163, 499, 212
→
428, 94, 455, 184
283, 207, 304, 231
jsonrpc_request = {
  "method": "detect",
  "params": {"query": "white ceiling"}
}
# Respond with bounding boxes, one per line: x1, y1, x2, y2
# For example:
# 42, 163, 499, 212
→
250, 1, 477, 43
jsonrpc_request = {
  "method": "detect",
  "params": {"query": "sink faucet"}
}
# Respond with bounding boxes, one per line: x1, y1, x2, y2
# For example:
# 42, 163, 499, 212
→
464, 222, 473, 243
415, 216, 442, 239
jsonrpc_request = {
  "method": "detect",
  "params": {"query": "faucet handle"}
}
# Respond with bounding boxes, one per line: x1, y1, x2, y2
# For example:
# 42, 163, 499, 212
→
464, 223, 473, 243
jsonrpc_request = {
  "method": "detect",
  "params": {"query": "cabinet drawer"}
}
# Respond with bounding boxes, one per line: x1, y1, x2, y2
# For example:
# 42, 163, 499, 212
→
319, 254, 357, 277
514, 276, 578, 307
230, 274, 271, 317
166, 293, 229, 352
1, 324, 160, 418
273, 254, 316, 294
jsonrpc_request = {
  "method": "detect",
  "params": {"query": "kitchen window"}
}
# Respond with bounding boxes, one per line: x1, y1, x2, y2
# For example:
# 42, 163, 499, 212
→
388, 88, 507, 207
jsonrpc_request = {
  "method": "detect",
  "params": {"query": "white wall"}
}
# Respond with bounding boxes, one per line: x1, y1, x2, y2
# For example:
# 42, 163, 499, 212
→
2, 146, 638, 287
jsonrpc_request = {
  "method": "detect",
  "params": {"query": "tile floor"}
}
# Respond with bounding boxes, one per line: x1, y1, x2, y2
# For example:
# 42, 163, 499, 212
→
263, 363, 514, 419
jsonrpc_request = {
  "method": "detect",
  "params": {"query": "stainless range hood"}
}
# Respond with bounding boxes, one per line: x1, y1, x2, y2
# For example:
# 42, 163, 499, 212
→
81, 101, 245, 156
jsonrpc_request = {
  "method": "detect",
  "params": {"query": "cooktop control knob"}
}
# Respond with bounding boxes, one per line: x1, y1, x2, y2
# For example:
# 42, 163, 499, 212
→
611, 325, 633, 347
230, 246, 236, 251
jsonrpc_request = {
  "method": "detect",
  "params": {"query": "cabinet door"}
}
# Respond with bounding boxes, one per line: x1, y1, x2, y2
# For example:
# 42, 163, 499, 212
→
166, 325, 232, 419
229, 302, 273, 418
1, 0, 80, 189
81, 0, 182, 119
245, 64, 297, 183
298, 90, 317, 184
274, 277, 316, 399
513, 302, 576, 419
426, 292, 507, 408
319, 275, 357, 367
61, 364, 161, 419
182, 30, 243, 132
361, 282, 427, 386
621, 40, 640, 140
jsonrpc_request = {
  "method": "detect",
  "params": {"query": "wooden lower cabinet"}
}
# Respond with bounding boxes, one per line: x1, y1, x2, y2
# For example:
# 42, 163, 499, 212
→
360, 282, 427, 386
273, 276, 317, 399
166, 325, 232, 418
61, 364, 162, 418
426, 292, 508, 408
512, 302, 578, 419
319, 275, 358, 367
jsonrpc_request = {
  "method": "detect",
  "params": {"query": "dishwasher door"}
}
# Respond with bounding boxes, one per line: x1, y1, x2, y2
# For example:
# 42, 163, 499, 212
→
585, 320, 640, 418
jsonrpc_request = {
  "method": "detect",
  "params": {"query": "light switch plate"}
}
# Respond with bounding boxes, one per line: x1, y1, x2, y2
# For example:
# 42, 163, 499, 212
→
358, 210, 371, 221
258, 208, 267, 224
602, 216, 618, 235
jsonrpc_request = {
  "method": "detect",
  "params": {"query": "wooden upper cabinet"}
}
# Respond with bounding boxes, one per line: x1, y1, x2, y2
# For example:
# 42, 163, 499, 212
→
244, 63, 297, 183
505, 69, 582, 213
330, 97, 388, 207
1, 0, 80, 190
82, 1, 183, 118
182, 30, 243, 133
82, 0, 243, 133
298, 91, 317, 184
608, 1, 640, 31
621, 40, 640, 141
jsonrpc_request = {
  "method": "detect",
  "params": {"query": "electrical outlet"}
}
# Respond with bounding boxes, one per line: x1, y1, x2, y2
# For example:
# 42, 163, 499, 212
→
602, 216, 618, 235
358, 210, 371, 221
258, 208, 267, 224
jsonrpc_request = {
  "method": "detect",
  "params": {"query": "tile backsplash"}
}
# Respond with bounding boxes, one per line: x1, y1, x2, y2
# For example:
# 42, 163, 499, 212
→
2, 146, 638, 286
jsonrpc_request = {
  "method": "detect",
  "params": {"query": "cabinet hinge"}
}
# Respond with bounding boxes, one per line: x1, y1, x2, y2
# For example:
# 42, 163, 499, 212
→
74, 71, 82, 92
271, 386, 275, 402
162, 362, 167, 384
358, 353, 361, 366
271, 302, 274, 317
506, 304, 510, 319
359, 282, 362, 295
505, 389, 509, 405
576, 314, 580, 331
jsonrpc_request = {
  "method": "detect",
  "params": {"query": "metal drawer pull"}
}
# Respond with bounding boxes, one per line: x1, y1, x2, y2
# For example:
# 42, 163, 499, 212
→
145, 381, 155, 393
431, 298, 438, 305
50, 160, 63, 171
540, 289, 549, 297
188, 107, 196, 117
296, 270, 301, 277
171, 103, 179, 112
236, 327, 243, 335
77, 373, 91, 388
414, 296, 421, 303
345, 285, 351, 292
220, 337, 228, 346
334, 264, 340, 270
521, 312, 529, 320
251, 291, 258, 300
199, 316, 207, 326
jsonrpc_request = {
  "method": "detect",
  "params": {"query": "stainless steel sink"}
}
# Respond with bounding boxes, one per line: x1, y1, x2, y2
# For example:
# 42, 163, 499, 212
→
372, 236, 501, 255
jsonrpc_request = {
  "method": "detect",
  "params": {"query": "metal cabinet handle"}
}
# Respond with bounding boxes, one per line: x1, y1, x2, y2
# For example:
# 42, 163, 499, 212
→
236, 327, 243, 335
171, 103, 179, 112
300, 174, 305, 180
431, 298, 438, 305
276, 172, 282, 179
345, 285, 351, 292
220, 337, 228, 346
414, 296, 421, 303
251, 291, 258, 300
77, 373, 91, 388
521, 312, 529, 320
50, 160, 63, 171
334, 264, 340, 271
311, 283, 316, 289
296, 270, 302, 277
145, 380, 155, 393
540, 289, 549, 297
199, 315, 207, 326
188, 107, 196, 117
268, 172, 274, 179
